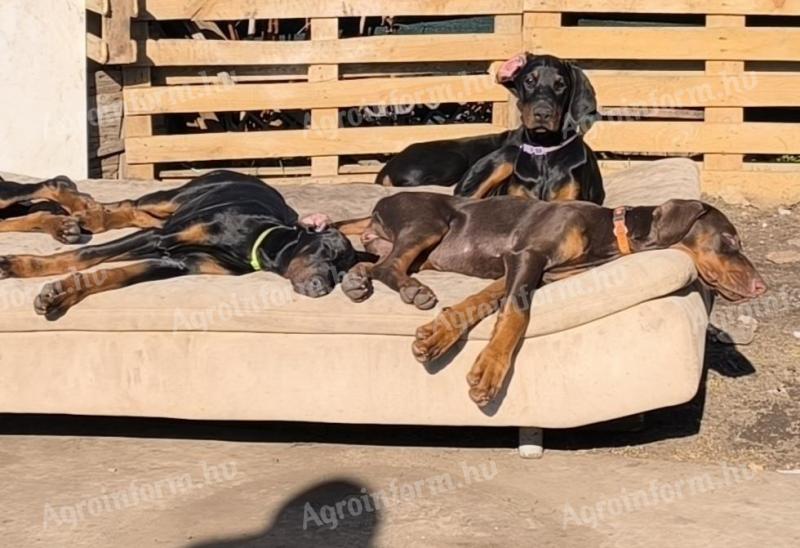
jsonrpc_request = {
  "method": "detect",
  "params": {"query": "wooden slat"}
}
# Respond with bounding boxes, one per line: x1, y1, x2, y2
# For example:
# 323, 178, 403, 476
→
87, 33, 109, 64
585, 122, 800, 154
525, 0, 800, 15
103, 0, 137, 64
589, 72, 800, 108
493, 14, 523, 130
703, 167, 800, 207
130, 71, 800, 114
142, 0, 523, 20
310, 18, 340, 177
126, 124, 499, 164
86, 0, 109, 16
530, 28, 800, 61
145, 35, 520, 66
125, 75, 505, 115
705, 15, 745, 173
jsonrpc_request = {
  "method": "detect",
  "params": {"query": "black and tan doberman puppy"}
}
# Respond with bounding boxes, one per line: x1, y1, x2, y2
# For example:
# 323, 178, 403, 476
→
0, 175, 96, 243
0, 171, 363, 319
337, 194, 766, 406
378, 53, 604, 203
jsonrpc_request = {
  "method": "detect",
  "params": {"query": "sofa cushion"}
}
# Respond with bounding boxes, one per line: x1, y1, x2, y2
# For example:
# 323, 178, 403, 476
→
0, 159, 701, 339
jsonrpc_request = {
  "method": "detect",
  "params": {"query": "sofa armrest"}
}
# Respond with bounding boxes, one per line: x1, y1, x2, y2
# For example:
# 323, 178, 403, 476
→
514, 249, 699, 339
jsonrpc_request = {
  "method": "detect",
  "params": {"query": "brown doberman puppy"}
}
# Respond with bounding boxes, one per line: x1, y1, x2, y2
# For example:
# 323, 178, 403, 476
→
0, 171, 366, 319
0, 175, 97, 243
378, 53, 604, 203
337, 193, 766, 406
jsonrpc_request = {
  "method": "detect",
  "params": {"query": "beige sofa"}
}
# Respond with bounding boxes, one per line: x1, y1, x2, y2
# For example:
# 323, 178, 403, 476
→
0, 159, 709, 456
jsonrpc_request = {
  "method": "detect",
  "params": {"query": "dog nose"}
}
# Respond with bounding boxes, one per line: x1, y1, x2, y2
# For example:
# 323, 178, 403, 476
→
534, 107, 554, 123
751, 277, 767, 296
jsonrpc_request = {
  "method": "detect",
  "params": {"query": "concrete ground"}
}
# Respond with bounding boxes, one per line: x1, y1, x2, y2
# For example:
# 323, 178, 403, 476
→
2, 431, 798, 547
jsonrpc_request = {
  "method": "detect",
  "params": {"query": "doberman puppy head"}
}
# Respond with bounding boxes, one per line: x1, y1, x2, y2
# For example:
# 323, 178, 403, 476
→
646, 199, 767, 302
497, 53, 599, 139
284, 228, 361, 298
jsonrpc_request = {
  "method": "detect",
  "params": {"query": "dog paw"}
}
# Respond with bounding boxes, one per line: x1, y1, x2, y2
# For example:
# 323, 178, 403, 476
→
399, 281, 437, 310
341, 270, 373, 302
466, 352, 508, 408
34, 279, 75, 319
52, 217, 82, 244
412, 315, 461, 364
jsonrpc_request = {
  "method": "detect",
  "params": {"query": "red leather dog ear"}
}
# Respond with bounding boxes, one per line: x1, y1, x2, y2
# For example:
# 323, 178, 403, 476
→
496, 53, 528, 86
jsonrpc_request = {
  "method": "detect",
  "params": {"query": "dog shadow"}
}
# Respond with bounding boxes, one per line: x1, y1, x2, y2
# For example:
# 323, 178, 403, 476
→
188, 479, 379, 548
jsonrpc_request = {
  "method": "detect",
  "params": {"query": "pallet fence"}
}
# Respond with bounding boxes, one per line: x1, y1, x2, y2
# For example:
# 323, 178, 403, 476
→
87, 0, 800, 204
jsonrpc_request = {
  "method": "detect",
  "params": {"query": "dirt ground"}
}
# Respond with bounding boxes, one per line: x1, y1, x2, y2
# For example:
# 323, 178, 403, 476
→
2, 436, 799, 547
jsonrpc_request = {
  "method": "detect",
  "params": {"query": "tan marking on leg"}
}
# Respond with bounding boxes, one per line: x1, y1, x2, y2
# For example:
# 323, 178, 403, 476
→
467, 304, 529, 407
555, 226, 587, 263
412, 279, 506, 364
549, 180, 581, 202
473, 162, 514, 199
175, 223, 210, 244
0, 211, 81, 243
334, 216, 372, 237
76, 200, 166, 233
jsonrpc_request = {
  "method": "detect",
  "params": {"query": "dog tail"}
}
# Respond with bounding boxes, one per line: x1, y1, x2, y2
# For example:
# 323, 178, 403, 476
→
333, 216, 372, 236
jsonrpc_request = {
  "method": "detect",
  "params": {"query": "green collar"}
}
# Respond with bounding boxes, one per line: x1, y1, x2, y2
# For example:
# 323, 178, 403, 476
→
249, 226, 284, 271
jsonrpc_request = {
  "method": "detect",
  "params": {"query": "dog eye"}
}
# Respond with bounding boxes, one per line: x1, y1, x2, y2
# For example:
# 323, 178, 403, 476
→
721, 233, 739, 250
554, 80, 567, 93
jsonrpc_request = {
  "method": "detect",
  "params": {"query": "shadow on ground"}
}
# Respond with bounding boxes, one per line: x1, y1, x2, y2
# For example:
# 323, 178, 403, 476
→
189, 479, 378, 548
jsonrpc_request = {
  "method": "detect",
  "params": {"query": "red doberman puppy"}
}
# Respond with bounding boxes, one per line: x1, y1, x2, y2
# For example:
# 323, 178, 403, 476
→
337, 194, 766, 406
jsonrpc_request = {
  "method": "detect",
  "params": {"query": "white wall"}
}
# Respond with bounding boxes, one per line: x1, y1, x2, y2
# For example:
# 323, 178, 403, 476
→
0, 0, 87, 179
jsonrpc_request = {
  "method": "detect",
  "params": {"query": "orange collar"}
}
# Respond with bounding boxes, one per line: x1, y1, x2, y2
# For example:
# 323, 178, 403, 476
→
613, 206, 632, 255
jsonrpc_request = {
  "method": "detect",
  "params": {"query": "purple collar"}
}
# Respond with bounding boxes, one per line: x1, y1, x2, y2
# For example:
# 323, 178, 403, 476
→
520, 134, 579, 156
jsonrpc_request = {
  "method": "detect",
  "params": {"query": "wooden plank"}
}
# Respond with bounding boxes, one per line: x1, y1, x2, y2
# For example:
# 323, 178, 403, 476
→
87, 33, 109, 64
705, 15, 745, 172
493, 14, 523, 130
103, 0, 137, 64
123, 24, 155, 179
126, 75, 504, 115
126, 123, 499, 163
529, 28, 800, 61
703, 167, 800, 207
159, 65, 309, 85
588, 72, 800, 108
142, 0, 524, 20
129, 71, 800, 114
585, 121, 800, 154
525, 0, 800, 16
145, 35, 520, 66
310, 18, 339, 177
86, 0, 110, 16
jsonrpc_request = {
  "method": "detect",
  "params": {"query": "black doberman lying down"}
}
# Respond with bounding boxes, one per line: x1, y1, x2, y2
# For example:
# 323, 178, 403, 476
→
0, 171, 364, 319
378, 53, 604, 203
337, 194, 767, 406
0, 175, 97, 243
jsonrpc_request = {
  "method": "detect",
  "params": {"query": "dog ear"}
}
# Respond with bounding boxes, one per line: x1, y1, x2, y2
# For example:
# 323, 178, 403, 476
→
649, 199, 709, 247
563, 62, 599, 136
496, 53, 529, 96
